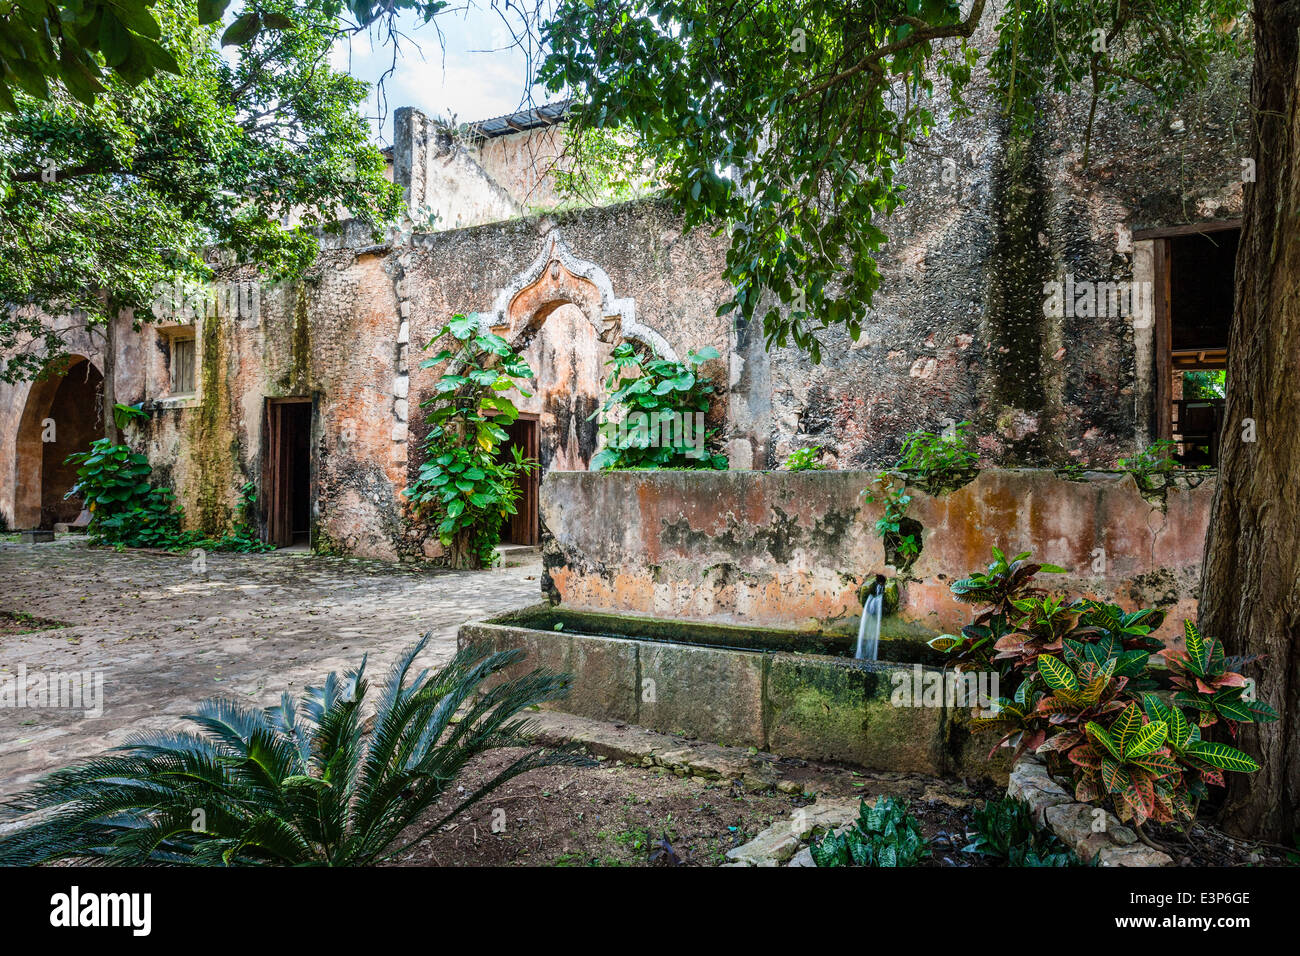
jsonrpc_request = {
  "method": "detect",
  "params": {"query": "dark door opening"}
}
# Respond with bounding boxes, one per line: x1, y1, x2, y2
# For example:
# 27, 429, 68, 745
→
1153, 226, 1237, 466
40, 359, 104, 529
498, 415, 540, 546
266, 399, 312, 547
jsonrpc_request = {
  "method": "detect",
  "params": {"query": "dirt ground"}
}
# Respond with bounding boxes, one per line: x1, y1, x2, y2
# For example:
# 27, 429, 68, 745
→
384, 749, 1296, 867
387, 748, 1003, 867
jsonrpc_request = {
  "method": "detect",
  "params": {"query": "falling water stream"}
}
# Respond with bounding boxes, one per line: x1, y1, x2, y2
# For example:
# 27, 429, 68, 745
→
855, 582, 884, 661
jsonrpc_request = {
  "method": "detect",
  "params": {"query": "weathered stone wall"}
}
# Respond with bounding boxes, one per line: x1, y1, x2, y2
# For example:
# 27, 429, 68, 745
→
540, 469, 1213, 647
475, 125, 569, 212
749, 23, 1249, 471
1, 37, 1249, 558
393, 107, 521, 229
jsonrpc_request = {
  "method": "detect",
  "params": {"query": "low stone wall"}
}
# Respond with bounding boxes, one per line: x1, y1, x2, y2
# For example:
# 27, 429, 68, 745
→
541, 468, 1214, 647
459, 610, 1006, 778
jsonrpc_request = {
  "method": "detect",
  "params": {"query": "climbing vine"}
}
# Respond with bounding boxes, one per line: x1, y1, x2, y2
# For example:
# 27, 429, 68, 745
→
405, 313, 539, 569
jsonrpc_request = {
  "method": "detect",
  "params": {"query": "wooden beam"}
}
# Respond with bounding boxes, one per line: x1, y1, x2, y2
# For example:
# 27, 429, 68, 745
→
1132, 219, 1242, 240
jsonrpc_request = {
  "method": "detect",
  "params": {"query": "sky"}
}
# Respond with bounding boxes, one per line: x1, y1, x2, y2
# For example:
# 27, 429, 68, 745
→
328, 5, 552, 147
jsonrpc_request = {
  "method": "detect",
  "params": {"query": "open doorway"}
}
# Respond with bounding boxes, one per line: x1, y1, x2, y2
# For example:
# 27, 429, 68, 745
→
265, 398, 312, 547
498, 414, 540, 545
1149, 224, 1237, 466
12, 356, 103, 529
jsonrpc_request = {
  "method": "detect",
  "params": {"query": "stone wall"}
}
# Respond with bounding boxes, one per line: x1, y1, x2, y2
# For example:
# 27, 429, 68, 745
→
0, 39, 1249, 556
540, 468, 1213, 647
393, 107, 521, 230
748, 37, 1249, 472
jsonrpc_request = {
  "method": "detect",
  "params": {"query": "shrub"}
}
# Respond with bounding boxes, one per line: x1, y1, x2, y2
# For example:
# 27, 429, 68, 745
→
781, 445, 826, 471
66, 437, 270, 553
809, 796, 930, 867
588, 342, 727, 470
0, 638, 588, 866
405, 312, 539, 569
964, 797, 1084, 866
931, 547, 1276, 830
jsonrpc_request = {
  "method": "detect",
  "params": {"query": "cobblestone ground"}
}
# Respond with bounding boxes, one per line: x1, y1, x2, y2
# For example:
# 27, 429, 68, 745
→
0, 536, 541, 796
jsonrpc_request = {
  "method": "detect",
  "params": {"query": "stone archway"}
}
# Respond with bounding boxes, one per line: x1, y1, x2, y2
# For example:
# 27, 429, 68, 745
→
480, 229, 678, 477
482, 228, 676, 360
13, 357, 104, 529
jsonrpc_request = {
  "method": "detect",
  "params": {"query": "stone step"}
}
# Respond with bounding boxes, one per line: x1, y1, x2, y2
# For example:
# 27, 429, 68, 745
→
494, 543, 541, 567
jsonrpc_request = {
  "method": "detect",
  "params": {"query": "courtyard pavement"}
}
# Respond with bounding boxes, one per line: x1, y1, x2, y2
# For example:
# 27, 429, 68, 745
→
0, 536, 541, 797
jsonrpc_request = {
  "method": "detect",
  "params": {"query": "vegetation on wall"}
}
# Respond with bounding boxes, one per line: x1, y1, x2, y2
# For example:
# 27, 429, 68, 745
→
930, 548, 1277, 834
405, 313, 538, 570
589, 342, 728, 471
64, 405, 269, 552
897, 420, 979, 486
862, 422, 979, 570
0, 637, 589, 866
781, 445, 826, 472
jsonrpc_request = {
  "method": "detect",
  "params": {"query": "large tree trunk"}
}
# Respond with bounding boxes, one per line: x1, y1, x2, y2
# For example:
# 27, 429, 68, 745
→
1200, 0, 1300, 841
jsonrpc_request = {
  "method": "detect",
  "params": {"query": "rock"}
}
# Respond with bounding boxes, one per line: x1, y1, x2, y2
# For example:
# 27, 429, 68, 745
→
1006, 757, 1072, 824
786, 847, 815, 867
1012, 757, 1171, 867
725, 797, 862, 866
725, 828, 801, 865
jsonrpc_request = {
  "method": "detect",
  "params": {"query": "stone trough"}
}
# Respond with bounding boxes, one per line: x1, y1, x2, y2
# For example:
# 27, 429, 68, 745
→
458, 605, 1006, 779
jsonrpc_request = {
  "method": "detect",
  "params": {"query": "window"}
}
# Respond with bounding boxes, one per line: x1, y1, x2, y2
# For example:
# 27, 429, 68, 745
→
171, 335, 196, 395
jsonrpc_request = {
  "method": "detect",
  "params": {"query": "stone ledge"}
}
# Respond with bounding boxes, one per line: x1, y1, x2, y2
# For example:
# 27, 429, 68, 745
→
1008, 757, 1172, 867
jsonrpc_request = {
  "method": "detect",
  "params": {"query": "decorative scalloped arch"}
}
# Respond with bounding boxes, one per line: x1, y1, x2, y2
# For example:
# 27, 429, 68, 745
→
480, 228, 677, 360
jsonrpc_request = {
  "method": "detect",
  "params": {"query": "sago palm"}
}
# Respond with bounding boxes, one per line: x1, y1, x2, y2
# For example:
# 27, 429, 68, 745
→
0, 637, 587, 865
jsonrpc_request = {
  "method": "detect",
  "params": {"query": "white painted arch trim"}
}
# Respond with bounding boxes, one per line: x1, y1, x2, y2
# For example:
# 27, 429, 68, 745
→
480, 228, 677, 361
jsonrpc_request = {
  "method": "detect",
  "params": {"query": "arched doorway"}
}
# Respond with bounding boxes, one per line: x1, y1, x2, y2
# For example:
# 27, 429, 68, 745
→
482, 229, 674, 544
13, 357, 104, 529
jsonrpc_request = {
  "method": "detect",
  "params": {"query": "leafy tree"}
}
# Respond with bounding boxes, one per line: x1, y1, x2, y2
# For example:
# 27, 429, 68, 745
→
0, 0, 180, 110
0, 0, 402, 381
0, 637, 588, 865
0, 0, 452, 112
538, 0, 1244, 360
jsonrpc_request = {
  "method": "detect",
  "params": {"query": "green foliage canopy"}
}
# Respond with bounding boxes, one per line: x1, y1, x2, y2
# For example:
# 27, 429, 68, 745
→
540, 0, 1248, 361
0, 0, 402, 381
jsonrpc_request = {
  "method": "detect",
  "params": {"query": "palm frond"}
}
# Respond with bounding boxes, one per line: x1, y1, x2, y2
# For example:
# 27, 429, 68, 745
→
0, 638, 590, 866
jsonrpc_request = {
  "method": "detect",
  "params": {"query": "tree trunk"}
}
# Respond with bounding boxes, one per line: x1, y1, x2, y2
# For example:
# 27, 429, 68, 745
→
1200, 0, 1300, 841
102, 318, 118, 445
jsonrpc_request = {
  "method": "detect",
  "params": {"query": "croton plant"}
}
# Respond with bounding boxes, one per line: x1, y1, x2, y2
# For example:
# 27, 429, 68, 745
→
930, 548, 1278, 830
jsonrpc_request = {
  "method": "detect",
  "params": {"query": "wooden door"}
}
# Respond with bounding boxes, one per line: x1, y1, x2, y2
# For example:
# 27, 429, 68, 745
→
500, 415, 540, 545
265, 398, 312, 547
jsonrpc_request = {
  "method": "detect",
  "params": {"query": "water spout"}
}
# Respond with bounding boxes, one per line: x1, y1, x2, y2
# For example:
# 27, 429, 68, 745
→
855, 576, 885, 661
